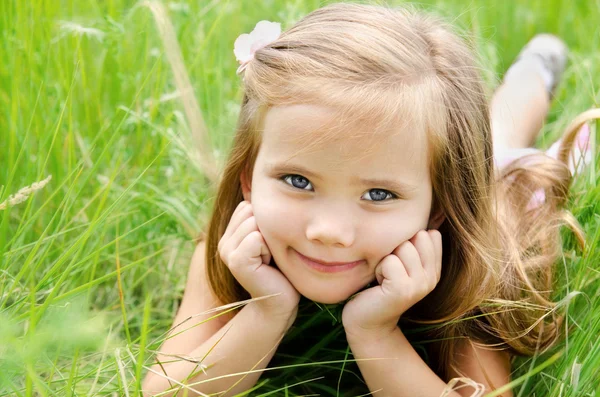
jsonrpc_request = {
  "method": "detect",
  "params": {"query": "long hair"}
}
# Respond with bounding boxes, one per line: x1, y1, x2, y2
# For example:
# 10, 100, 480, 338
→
201, 2, 590, 380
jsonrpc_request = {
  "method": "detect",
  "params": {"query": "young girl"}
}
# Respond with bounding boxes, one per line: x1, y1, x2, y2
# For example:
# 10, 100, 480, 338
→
142, 3, 597, 396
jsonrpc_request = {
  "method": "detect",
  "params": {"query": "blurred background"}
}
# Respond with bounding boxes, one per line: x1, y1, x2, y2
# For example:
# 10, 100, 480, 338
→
1, 0, 599, 395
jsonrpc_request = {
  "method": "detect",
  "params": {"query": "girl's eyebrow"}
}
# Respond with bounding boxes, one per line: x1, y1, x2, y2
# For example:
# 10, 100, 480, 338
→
265, 162, 418, 193
359, 177, 418, 194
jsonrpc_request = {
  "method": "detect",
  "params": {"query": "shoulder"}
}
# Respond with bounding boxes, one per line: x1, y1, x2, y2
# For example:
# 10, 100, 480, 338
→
447, 338, 513, 397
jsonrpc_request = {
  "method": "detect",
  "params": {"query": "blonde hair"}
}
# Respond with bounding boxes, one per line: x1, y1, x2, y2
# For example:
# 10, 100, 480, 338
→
200, 2, 590, 380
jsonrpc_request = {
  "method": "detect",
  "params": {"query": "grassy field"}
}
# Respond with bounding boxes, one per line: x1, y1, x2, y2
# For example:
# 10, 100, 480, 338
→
1, 0, 599, 395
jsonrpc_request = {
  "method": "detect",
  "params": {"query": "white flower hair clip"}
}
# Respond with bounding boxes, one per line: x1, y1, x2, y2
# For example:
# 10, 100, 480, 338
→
234, 20, 281, 75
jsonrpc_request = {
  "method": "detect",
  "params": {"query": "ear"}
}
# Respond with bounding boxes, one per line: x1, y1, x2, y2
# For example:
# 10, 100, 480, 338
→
427, 208, 446, 230
240, 168, 252, 203
427, 200, 446, 230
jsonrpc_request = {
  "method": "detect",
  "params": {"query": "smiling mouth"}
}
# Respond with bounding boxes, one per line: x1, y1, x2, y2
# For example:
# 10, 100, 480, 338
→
296, 251, 363, 266
294, 249, 365, 272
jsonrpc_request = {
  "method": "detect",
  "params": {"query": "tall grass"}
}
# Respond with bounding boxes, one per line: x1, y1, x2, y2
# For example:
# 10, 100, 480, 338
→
1, 0, 599, 395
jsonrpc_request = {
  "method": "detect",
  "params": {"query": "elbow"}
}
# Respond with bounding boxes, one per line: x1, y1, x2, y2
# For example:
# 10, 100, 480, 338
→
141, 374, 205, 397
141, 374, 158, 397
141, 374, 173, 397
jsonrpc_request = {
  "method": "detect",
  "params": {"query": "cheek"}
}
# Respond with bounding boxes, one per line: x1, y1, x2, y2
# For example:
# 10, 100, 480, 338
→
361, 205, 429, 259
250, 181, 299, 244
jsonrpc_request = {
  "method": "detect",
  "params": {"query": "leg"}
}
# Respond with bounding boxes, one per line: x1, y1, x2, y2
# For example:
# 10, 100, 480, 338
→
490, 64, 549, 150
491, 34, 568, 151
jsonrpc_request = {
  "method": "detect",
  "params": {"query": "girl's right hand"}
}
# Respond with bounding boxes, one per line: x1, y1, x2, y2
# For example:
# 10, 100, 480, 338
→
218, 201, 300, 321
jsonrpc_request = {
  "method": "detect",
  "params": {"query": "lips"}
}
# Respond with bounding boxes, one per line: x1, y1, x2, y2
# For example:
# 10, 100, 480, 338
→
296, 251, 363, 266
294, 249, 365, 273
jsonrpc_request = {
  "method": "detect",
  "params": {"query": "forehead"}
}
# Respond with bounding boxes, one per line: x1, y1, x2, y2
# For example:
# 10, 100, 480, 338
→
260, 104, 429, 177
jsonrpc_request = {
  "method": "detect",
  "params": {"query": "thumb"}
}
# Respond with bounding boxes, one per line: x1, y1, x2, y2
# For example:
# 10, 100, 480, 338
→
260, 240, 272, 266
375, 263, 384, 285
349, 284, 390, 324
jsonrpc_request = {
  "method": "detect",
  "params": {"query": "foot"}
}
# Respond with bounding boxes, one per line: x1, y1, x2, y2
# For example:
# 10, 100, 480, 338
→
504, 34, 568, 98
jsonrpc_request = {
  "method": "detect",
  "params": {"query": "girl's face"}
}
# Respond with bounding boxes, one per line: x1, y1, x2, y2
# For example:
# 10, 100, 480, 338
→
243, 104, 438, 304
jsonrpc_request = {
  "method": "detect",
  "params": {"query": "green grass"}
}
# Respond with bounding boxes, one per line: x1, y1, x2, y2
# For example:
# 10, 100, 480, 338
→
1, 0, 599, 395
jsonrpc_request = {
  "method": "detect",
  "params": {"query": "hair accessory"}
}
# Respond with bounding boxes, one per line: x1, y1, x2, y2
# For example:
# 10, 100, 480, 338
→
234, 20, 281, 75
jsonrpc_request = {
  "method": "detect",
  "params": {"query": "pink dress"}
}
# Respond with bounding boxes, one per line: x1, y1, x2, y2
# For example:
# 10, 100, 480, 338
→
493, 124, 592, 210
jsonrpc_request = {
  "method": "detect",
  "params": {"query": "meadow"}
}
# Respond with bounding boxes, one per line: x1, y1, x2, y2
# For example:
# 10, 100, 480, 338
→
1, 0, 599, 395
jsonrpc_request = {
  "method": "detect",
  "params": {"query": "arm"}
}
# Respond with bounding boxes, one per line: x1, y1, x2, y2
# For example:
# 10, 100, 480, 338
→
346, 327, 513, 397
144, 241, 236, 367
447, 338, 513, 397
143, 303, 296, 397
142, 240, 297, 396
346, 326, 461, 397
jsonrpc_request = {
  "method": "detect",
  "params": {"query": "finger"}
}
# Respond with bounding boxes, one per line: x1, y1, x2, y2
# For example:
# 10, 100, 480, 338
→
393, 240, 422, 278
222, 201, 251, 241
375, 263, 384, 284
237, 230, 269, 268
226, 216, 259, 253
430, 230, 443, 281
221, 201, 253, 244
260, 235, 272, 266
261, 238, 272, 266
378, 254, 407, 283
412, 230, 436, 278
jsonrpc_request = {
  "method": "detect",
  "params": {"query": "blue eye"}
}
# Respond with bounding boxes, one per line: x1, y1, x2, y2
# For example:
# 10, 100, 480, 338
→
280, 174, 399, 203
282, 174, 313, 190
361, 189, 396, 202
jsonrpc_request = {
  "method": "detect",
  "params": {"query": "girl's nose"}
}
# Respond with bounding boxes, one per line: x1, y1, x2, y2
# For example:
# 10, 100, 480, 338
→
305, 206, 355, 247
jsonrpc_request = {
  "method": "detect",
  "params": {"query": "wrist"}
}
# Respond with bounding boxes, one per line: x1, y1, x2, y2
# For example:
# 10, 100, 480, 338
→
251, 303, 298, 331
344, 322, 398, 345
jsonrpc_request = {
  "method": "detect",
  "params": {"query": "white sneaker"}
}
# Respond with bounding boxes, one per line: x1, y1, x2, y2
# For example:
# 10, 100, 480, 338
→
504, 33, 568, 98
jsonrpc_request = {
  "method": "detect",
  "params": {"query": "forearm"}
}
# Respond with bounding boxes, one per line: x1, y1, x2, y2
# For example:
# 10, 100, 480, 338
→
143, 304, 295, 397
346, 326, 461, 397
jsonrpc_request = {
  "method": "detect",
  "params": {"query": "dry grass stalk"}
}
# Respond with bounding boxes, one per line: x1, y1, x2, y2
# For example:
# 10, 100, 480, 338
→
0, 175, 52, 210
440, 377, 486, 397
143, 0, 219, 182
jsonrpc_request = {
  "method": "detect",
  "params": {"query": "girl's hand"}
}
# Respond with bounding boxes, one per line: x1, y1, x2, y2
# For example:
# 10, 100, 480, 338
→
218, 201, 300, 320
341, 230, 443, 338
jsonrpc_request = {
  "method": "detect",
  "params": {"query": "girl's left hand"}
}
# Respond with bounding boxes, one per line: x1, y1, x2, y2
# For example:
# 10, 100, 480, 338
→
342, 229, 443, 338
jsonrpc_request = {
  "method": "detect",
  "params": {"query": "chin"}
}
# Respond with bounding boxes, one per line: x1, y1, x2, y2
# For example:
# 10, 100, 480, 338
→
291, 282, 355, 304
272, 248, 375, 305
304, 293, 349, 305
